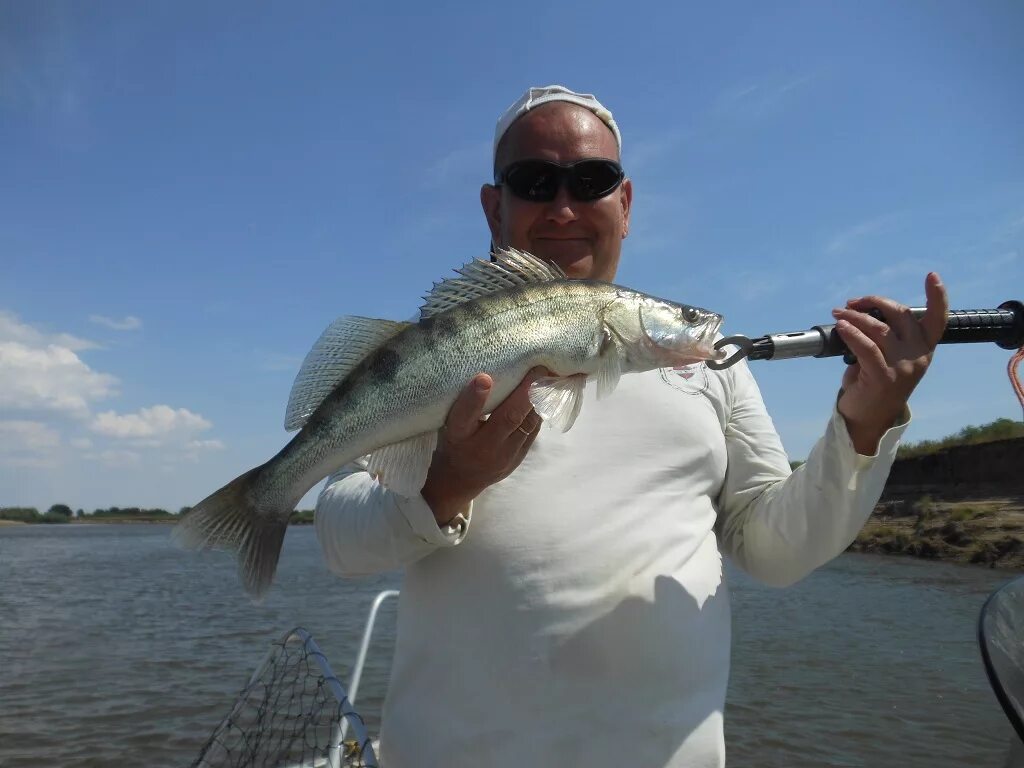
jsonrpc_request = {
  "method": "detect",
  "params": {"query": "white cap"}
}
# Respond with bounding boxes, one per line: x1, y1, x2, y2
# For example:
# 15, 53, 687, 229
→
492, 84, 622, 167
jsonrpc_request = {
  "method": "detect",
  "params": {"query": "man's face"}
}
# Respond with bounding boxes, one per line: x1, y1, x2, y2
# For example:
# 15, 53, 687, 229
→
481, 103, 632, 283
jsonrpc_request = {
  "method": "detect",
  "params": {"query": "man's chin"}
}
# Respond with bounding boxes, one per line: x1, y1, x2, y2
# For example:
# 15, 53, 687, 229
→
535, 248, 593, 279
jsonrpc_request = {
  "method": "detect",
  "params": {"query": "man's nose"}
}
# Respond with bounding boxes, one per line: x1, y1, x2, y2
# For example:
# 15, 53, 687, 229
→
544, 183, 578, 224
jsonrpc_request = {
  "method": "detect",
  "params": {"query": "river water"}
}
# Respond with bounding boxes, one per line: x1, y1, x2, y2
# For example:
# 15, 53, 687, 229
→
0, 524, 1016, 767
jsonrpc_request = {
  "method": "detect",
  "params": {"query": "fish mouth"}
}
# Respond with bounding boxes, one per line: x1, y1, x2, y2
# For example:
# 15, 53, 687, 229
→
700, 315, 726, 360
640, 305, 727, 365
671, 313, 725, 363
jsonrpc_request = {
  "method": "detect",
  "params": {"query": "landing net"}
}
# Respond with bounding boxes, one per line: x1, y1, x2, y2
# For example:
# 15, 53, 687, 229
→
191, 627, 378, 768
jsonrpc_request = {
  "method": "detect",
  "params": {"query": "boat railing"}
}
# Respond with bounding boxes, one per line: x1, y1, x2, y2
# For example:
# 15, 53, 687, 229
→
339, 589, 400, 743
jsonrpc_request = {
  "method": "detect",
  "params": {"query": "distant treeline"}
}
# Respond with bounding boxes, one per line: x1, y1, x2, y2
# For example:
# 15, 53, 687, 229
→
0, 506, 73, 523
1, 504, 318, 524
0, 505, 185, 523
896, 418, 1024, 459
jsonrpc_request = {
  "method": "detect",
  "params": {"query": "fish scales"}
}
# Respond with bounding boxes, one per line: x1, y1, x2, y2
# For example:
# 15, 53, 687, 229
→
277, 280, 611, 496
173, 249, 724, 597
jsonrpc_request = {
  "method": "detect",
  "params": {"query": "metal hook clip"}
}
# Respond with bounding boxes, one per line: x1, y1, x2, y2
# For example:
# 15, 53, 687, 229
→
706, 335, 754, 370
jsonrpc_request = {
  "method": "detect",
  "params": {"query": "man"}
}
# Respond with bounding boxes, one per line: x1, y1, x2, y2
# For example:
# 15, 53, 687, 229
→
316, 85, 948, 767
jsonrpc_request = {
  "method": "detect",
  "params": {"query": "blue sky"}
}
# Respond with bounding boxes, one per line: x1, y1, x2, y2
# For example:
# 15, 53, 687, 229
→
2, 1, 1022, 512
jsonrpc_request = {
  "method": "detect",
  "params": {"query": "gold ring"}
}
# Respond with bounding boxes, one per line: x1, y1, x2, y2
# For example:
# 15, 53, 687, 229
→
517, 424, 532, 435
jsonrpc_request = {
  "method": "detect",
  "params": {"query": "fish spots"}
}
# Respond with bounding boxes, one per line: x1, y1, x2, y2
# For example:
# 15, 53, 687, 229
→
370, 347, 402, 383
419, 314, 460, 355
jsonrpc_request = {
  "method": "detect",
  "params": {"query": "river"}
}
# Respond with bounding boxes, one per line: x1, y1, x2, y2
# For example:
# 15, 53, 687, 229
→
0, 524, 1016, 767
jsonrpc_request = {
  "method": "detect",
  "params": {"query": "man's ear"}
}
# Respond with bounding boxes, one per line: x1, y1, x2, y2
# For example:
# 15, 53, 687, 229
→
620, 178, 633, 239
480, 184, 502, 245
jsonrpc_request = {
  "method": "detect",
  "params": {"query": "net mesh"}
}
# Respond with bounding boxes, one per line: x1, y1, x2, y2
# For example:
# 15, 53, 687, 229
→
191, 628, 377, 768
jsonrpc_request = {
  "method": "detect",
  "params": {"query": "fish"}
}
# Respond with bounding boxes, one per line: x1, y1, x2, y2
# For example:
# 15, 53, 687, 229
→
172, 248, 725, 597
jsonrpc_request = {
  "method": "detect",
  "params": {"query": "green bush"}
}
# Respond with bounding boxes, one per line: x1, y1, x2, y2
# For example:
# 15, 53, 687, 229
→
897, 418, 1024, 459
0, 507, 40, 522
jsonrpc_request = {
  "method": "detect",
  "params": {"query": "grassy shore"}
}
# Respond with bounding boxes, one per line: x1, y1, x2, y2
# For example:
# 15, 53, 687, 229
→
850, 495, 1024, 569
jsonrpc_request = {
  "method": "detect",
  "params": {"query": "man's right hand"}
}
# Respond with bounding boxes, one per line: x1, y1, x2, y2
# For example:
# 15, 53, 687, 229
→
420, 368, 547, 526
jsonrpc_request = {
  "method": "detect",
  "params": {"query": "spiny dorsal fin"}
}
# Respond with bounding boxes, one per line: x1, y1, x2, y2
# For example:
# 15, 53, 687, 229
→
284, 316, 410, 431
419, 247, 566, 319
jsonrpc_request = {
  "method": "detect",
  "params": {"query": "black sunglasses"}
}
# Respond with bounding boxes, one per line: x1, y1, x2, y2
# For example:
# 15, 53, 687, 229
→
494, 158, 625, 203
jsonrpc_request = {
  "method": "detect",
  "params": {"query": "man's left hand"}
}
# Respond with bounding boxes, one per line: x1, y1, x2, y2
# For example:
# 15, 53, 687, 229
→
831, 272, 949, 455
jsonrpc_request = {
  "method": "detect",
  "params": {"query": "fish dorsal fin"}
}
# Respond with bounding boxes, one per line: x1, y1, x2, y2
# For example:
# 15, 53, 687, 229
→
284, 316, 410, 431
366, 431, 439, 498
420, 247, 566, 319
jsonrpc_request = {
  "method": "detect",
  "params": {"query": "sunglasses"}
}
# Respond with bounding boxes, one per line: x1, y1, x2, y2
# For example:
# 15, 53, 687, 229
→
494, 158, 625, 203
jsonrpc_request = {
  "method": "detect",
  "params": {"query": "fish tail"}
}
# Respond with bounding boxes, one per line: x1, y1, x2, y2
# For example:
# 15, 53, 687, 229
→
172, 464, 289, 599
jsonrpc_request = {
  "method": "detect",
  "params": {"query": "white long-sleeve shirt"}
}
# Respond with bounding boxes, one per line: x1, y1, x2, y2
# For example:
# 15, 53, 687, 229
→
315, 359, 907, 767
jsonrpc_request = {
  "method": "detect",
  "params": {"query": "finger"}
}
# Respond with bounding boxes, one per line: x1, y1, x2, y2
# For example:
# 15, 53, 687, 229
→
508, 415, 542, 464
844, 295, 916, 341
835, 319, 888, 376
920, 272, 949, 349
509, 410, 542, 445
832, 307, 892, 350
488, 367, 548, 438
444, 373, 492, 441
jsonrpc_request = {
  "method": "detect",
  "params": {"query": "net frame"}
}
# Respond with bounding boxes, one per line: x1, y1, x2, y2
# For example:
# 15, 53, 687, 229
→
191, 626, 378, 768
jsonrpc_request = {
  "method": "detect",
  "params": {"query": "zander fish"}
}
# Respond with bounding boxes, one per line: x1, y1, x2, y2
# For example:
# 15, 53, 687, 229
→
173, 248, 725, 596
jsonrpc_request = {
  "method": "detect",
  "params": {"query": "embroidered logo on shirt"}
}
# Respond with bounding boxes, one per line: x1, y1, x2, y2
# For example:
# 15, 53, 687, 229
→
658, 363, 709, 395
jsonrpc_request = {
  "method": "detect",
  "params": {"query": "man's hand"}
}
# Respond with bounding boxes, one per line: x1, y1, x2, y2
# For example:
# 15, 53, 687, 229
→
832, 272, 949, 455
420, 368, 548, 526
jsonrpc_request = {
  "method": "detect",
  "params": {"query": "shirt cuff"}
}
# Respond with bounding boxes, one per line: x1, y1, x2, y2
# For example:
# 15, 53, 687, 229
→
394, 493, 472, 547
832, 403, 911, 479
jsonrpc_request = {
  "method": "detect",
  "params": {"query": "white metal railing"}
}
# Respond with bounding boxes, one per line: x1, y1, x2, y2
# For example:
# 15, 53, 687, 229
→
338, 589, 400, 745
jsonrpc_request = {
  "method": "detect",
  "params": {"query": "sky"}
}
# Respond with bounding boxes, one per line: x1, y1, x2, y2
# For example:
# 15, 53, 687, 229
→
1, 0, 1022, 513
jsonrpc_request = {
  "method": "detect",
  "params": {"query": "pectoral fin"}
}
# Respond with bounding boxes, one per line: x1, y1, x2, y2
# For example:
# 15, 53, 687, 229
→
528, 375, 588, 433
366, 431, 439, 498
596, 325, 622, 400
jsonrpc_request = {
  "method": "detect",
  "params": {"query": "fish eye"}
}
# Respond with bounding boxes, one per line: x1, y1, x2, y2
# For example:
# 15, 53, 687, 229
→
682, 307, 701, 323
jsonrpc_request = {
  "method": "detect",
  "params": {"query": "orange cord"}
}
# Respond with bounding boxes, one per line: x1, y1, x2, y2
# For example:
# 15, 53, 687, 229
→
1011, 345, 1024, 416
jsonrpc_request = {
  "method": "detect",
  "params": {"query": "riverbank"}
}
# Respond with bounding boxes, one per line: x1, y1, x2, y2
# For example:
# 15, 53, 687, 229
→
850, 495, 1024, 568
849, 436, 1024, 569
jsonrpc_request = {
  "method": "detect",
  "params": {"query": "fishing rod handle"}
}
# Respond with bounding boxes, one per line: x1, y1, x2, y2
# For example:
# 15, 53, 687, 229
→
756, 300, 1024, 362
936, 302, 1024, 350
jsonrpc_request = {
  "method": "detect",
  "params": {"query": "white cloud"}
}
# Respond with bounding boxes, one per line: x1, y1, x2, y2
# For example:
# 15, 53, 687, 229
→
182, 439, 226, 463
83, 449, 142, 468
0, 309, 98, 351
188, 439, 225, 451
89, 314, 142, 331
0, 420, 61, 468
712, 74, 816, 122
0, 341, 118, 417
826, 214, 900, 255
0, 311, 116, 418
90, 405, 211, 441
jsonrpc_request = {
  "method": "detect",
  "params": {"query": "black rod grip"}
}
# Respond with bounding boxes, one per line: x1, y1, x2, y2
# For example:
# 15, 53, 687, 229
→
937, 302, 1024, 350
753, 301, 1024, 362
